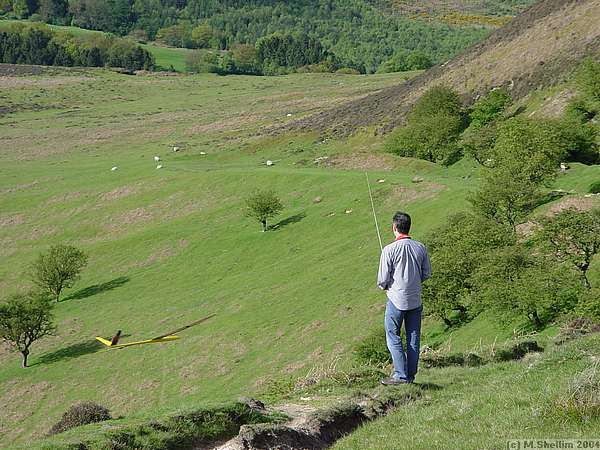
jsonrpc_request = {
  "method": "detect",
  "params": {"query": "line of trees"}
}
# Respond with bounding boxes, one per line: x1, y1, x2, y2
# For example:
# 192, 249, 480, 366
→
1, 0, 490, 73
0, 22, 154, 70
403, 59, 600, 330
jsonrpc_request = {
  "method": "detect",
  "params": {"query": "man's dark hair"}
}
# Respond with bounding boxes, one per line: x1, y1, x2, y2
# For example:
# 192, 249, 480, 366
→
393, 212, 411, 234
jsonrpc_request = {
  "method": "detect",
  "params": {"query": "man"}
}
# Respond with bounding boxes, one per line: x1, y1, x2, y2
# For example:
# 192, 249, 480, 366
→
377, 211, 431, 385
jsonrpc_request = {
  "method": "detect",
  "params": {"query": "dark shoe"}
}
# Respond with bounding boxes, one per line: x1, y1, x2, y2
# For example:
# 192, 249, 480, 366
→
380, 377, 411, 386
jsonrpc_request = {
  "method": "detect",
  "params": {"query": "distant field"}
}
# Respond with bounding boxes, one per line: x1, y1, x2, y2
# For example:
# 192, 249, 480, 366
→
0, 20, 194, 71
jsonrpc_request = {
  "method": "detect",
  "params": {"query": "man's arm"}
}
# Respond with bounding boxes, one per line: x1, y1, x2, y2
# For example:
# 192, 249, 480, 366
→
421, 246, 432, 282
377, 247, 393, 290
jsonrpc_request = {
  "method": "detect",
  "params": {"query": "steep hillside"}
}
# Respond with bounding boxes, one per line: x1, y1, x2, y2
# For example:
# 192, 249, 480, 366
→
379, 0, 535, 17
290, 0, 600, 135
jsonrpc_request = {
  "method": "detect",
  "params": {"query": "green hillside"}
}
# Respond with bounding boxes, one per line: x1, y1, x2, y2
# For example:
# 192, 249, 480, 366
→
1, 57, 599, 448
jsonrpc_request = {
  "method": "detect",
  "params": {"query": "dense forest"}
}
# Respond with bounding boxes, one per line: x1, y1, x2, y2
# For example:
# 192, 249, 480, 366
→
0, 23, 154, 69
0, 0, 498, 72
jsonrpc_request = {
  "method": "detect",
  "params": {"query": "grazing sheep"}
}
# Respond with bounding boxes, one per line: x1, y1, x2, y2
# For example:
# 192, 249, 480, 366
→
266, 160, 274, 166
156, 164, 163, 169
173, 146, 180, 152
111, 166, 118, 171
286, 113, 292, 117
199, 151, 207, 155
154, 156, 161, 162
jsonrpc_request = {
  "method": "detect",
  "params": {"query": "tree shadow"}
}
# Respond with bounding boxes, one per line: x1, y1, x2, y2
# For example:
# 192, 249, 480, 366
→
64, 276, 130, 301
270, 212, 307, 231
33, 339, 103, 365
32, 334, 133, 366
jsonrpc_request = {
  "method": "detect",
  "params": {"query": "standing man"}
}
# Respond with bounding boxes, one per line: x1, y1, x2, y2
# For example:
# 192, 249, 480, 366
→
377, 212, 431, 385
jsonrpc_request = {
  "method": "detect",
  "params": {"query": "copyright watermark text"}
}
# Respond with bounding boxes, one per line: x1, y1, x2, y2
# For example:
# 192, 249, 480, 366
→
507, 440, 600, 450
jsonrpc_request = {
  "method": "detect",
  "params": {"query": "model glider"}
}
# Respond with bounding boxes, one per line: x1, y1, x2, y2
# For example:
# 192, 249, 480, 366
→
95, 314, 215, 349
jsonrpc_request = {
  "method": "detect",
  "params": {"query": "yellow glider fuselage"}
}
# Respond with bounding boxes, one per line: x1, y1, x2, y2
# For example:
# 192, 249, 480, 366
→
95, 335, 180, 349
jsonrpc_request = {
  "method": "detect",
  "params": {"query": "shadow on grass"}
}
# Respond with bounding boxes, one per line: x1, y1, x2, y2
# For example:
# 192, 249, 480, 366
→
33, 333, 133, 365
414, 382, 443, 391
270, 212, 306, 231
33, 339, 103, 365
64, 276, 130, 301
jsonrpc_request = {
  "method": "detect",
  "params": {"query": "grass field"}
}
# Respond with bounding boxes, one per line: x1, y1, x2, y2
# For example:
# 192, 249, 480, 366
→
1, 64, 599, 448
0, 19, 194, 71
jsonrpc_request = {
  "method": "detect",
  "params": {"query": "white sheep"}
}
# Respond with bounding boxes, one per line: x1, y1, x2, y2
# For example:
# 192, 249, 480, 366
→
111, 166, 118, 171
266, 160, 274, 166
173, 146, 180, 152
199, 151, 207, 155
156, 164, 163, 169
154, 156, 161, 162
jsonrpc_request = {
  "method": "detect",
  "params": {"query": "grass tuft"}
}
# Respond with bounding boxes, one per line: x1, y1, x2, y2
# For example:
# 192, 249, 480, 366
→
549, 361, 600, 423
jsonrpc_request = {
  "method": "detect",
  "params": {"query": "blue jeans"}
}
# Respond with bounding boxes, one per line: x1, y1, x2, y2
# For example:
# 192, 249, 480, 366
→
384, 300, 422, 382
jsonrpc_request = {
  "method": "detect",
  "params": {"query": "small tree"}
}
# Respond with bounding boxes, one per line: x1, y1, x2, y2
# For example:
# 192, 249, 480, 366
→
245, 189, 283, 232
0, 290, 55, 367
30, 244, 88, 302
537, 208, 600, 289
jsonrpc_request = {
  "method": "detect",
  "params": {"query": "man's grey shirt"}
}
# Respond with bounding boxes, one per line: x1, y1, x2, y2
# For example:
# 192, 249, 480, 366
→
377, 238, 432, 311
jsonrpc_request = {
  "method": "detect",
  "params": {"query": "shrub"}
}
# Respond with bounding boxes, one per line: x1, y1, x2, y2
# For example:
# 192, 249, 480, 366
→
590, 181, 600, 194
296, 61, 335, 73
576, 289, 600, 321
387, 114, 463, 165
421, 352, 465, 368
409, 85, 463, 121
48, 401, 111, 435
354, 329, 391, 366
185, 50, 219, 73
335, 67, 360, 75
493, 340, 543, 362
468, 88, 511, 129
377, 49, 432, 73
385, 85, 465, 165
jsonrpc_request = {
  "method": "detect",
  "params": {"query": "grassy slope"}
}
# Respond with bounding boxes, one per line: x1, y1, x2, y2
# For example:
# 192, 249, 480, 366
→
0, 20, 194, 71
1, 68, 425, 445
334, 334, 600, 450
1, 67, 599, 447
